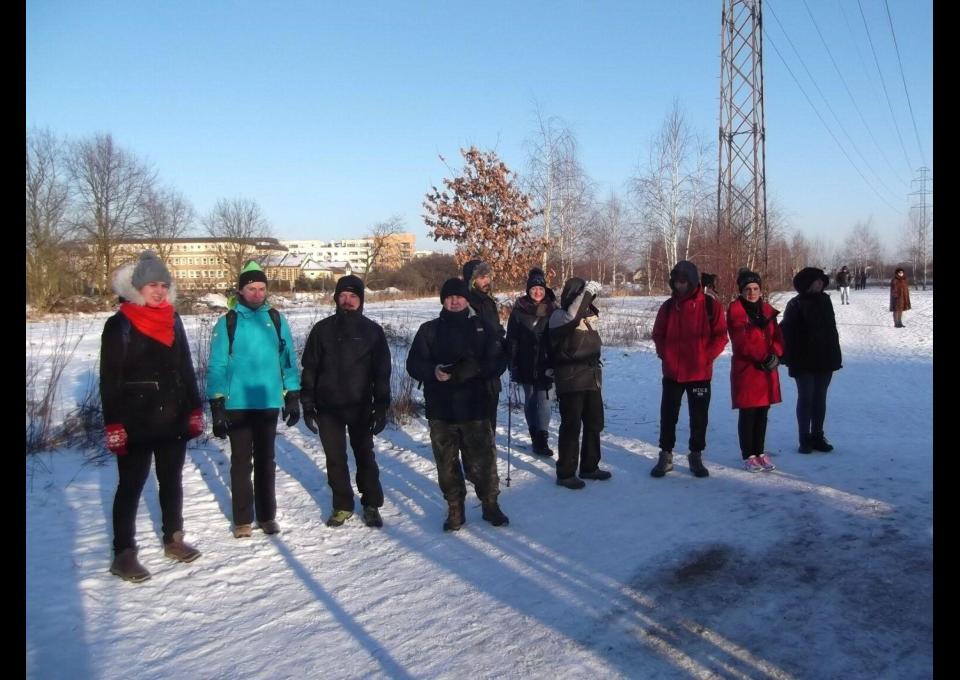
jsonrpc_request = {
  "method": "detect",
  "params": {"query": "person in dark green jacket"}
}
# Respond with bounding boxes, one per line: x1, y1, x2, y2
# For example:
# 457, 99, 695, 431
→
206, 261, 301, 538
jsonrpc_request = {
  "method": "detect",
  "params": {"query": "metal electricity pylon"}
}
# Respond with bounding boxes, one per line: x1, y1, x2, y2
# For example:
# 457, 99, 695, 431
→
718, 0, 768, 272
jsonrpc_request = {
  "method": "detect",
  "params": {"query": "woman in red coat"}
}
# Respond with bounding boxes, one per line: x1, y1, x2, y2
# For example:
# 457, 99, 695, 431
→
890, 267, 912, 327
728, 270, 784, 472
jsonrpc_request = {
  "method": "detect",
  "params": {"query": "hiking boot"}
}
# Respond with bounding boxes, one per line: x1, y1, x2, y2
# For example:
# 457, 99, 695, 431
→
688, 451, 710, 478
326, 510, 354, 527
443, 500, 465, 532
233, 523, 253, 538
579, 468, 612, 480
362, 506, 383, 528
258, 520, 281, 535
758, 453, 776, 471
556, 476, 586, 490
110, 547, 151, 583
481, 501, 509, 526
651, 450, 673, 478
532, 431, 554, 457
743, 455, 764, 472
810, 432, 834, 452
163, 531, 201, 563
798, 434, 813, 454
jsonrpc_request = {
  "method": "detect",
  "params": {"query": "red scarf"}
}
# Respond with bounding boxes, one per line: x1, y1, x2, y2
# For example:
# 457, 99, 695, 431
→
120, 302, 176, 347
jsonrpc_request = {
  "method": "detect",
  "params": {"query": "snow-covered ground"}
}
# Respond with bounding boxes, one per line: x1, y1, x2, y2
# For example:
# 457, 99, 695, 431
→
26, 287, 932, 679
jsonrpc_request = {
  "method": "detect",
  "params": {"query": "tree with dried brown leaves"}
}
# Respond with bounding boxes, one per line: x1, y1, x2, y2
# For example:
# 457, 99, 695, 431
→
424, 147, 546, 286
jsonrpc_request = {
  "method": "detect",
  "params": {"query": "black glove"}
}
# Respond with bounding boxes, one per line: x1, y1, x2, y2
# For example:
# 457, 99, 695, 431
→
756, 354, 780, 371
302, 409, 319, 435
210, 398, 229, 439
369, 403, 388, 435
282, 391, 301, 427
450, 356, 482, 384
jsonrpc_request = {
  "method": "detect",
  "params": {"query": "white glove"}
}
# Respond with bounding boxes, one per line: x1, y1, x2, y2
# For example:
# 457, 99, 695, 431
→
584, 280, 602, 296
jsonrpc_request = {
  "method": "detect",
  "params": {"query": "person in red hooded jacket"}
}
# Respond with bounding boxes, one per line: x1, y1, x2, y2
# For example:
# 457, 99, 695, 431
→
650, 260, 728, 478
727, 270, 784, 472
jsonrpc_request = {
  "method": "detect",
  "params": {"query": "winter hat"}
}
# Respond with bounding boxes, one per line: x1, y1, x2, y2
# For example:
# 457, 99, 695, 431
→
526, 267, 548, 294
559, 277, 586, 310
700, 273, 717, 290
334, 274, 365, 309
131, 250, 172, 289
792, 267, 829, 293
736, 269, 762, 292
462, 259, 492, 288
237, 260, 268, 289
440, 277, 470, 303
668, 260, 700, 294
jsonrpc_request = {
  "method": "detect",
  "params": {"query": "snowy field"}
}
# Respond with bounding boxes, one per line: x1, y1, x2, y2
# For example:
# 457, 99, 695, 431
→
26, 286, 932, 679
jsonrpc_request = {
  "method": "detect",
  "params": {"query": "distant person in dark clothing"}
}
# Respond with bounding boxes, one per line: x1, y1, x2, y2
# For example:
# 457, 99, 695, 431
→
837, 266, 851, 305
406, 278, 509, 531
780, 267, 842, 453
890, 268, 912, 328
300, 275, 391, 529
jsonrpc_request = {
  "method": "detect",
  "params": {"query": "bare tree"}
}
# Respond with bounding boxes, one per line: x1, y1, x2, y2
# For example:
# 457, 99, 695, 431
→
589, 192, 636, 286
26, 128, 72, 308
364, 215, 404, 288
68, 133, 156, 293
632, 101, 712, 272
141, 187, 195, 262
203, 197, 271, 279
523, 109, 595, 281
841, 220, 884, 282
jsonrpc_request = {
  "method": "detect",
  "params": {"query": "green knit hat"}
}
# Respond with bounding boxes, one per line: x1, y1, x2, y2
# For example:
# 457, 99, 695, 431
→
238, 260, 268, 289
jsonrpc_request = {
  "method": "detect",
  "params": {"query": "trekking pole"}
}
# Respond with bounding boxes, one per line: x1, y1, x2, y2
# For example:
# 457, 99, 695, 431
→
505, 383, 512, 487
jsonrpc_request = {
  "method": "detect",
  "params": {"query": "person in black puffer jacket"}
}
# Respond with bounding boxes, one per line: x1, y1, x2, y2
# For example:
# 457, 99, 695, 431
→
506, 267, 558, 457
300, 275, 392, 528
780, 267, 843, 453
547, 277, 611, 489
406, 278, 509, 531
100, 251, 203, 583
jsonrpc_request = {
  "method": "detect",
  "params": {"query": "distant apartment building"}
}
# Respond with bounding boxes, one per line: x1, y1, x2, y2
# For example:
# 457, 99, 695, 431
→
280, 233, 416, 273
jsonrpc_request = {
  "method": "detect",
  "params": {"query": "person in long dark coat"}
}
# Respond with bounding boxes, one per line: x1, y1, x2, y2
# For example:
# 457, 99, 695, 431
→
100, 251, 204, 582
890, 267, 912, 328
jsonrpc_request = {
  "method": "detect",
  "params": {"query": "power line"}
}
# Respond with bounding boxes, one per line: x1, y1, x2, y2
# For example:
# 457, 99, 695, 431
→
882, 0, 927, 165
856, 0, 915, 174
800, 0, 909, 189
764, 30, 902, 214
766, 0, 903, 203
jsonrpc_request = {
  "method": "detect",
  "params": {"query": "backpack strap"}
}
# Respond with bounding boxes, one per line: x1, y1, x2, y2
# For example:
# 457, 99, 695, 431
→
226, 307, 285, 356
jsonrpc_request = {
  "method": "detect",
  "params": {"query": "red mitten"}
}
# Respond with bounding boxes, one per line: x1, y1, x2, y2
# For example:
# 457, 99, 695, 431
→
105, 424, 128, 455
188, 408, 204, 439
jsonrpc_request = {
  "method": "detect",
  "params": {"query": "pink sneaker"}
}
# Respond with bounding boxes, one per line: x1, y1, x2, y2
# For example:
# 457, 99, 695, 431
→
758, 453, 776, 471
743, 456, 763, 472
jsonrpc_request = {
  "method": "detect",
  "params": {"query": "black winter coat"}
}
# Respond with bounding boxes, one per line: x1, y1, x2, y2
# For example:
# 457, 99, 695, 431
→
406, 308, 506, 422
506, 293, 557, 387
548, 290, 602, 394
300, 311, 391, 412
99, 312, 202, 445
780, 292, 843, 377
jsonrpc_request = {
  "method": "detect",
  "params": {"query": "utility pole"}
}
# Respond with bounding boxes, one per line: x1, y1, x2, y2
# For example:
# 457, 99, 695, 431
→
909, 167, 932, 291
718, 0, 768, 275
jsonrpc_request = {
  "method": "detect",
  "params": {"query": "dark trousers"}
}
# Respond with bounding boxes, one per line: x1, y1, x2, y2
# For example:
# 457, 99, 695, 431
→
658, 378, 711, 453
556, 390, 604, 479
428, 419, 499, 503
485, 390, 499, 435
316, 407, 383, 511
794, 371, 832, 440
737, 406, 770, 459
113, 439, 186, 551
227, 409, 279, 525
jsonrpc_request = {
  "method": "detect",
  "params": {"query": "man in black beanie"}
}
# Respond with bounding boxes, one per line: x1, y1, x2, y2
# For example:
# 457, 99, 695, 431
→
462, 259, 506, 434
299, 274, 392, 528
406, 277, 509, 531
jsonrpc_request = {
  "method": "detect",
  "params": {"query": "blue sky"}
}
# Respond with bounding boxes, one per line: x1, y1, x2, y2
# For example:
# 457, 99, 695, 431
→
26, 0, 931, 254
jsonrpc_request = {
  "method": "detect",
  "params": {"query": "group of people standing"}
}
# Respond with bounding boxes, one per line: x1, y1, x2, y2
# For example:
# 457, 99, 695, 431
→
99, 248, 880, 583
